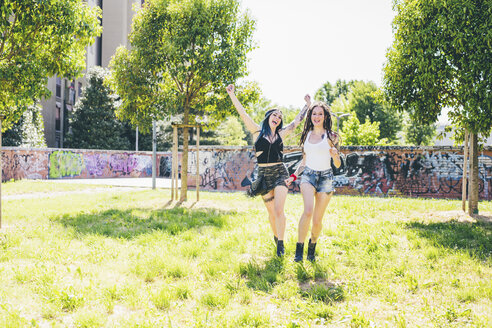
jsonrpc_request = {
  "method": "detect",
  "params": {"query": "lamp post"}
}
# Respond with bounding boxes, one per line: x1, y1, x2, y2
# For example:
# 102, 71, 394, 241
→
331, 112, 351, 134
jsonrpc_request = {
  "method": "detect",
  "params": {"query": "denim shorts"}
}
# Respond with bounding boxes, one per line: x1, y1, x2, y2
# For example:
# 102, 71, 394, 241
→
300, 167, 335, 193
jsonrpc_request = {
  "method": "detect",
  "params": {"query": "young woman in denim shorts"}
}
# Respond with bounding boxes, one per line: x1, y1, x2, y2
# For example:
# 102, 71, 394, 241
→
285, 102, 341, 262
226, 84, 310, 256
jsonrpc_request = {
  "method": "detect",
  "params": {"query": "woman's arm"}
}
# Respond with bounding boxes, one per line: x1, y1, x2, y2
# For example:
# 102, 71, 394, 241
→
329, 134, 342, 168
279, 94, 311, 139
226, 84, 260, 135
285, 154, 306, 186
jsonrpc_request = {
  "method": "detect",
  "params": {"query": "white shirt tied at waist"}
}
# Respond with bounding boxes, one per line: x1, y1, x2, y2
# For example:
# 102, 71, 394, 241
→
304, 131, 334, 171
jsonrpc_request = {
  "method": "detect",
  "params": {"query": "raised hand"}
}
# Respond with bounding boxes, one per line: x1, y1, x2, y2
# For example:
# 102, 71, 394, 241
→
226, 84, 235, 95
304, 94, 311, 106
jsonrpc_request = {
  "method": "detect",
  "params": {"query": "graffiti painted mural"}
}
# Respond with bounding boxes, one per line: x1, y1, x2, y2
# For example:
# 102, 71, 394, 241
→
49, 151, 84, 178
2, 148, 166, 180
2, 146, 491, 200
84, 153, 109, 177
185, 146, 492, 200
2, 150, 49, 180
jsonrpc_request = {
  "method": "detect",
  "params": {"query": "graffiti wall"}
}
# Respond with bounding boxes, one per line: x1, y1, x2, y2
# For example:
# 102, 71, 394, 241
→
185, 146, 492, 200
2, 146, 491, 200
2, 148, 171, 180
2, 149, 49, 181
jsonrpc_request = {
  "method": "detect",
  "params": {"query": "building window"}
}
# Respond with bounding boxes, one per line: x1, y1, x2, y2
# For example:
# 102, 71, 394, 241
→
56, 77, 62, 99
78, 82, 83, 97
67, 80, 76, 104
55, 104, 61, 131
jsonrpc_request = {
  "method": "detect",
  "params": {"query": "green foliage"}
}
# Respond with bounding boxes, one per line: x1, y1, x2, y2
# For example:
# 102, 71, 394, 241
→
108, 0, 256, 131
340, 114, 388, 146
404, 117, 436, 146
216, 116, 247, 146
314, 79, 353, 105
65, 67, 131, 150
346, 81, 402, 142
2, 104, 46, 148
0, 0, 102, 130
382, 0, 492, 141
315, 80, 402, 143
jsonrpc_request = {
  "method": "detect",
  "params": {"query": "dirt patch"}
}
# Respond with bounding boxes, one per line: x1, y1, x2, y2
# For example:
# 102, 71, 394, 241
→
298, 279, 345, 293
426, 210, 492, 224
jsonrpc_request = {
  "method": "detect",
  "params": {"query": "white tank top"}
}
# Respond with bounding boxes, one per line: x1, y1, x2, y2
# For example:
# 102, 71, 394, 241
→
304, 131, 333, 171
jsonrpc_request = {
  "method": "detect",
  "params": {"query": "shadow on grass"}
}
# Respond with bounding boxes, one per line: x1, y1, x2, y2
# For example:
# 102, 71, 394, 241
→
296, 262, 345, 303
239, 256, 284, 293
406, 220, 492, 260
54, 207, 233, 239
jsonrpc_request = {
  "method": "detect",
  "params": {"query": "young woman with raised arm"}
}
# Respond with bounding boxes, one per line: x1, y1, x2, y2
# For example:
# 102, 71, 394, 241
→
285, 101, 341, 262
226, 84, 310, 257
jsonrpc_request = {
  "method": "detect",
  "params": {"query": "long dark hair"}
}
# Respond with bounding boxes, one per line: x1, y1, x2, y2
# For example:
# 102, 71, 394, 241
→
299, 101, 337, 147
257, 108, 283, 142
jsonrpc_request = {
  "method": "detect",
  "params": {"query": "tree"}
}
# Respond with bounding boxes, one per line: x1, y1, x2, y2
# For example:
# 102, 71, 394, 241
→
0, 0, 102, 129
66, 67, 131, 150
382, 0, 491, 214
216, 116, 247, 146
403, 117, 436, 146
314, 79, 353, 105
346, 81, 402, 142
340, 114, 388, 146
109, 0, 255, 201
3, 104, 46, 148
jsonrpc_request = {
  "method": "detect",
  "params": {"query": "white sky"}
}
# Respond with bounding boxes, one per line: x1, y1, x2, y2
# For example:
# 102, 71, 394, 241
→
240, 0, 396, 109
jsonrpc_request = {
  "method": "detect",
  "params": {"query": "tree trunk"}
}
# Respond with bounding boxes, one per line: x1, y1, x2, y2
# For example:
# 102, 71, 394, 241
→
180, 107, 189, 202
462, 130, 468, 212
468, 132, 479, 215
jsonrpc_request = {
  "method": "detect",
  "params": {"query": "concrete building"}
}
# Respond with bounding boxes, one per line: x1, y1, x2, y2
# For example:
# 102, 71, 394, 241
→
40, 0, 144, 148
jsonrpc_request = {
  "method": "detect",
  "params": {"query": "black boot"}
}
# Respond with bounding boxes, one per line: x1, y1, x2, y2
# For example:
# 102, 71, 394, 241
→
276, 240, 285, 257
294, 242, 304, 262
274, 235, 278, 245
307, 239, 317, 262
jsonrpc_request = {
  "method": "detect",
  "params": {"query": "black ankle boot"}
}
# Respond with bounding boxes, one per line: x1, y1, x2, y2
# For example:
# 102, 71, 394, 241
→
274, 235, 278, 245
276, 240, 285, 257
307, 239, 317, 262
294, 242, 304, 262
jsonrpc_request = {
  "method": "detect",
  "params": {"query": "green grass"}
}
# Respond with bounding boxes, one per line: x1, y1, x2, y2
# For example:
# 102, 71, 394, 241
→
1, 180, 491, 327
2, 179, 108, 195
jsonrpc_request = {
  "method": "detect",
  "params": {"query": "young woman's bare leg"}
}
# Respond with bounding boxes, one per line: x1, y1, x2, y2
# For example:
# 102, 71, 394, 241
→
297, 183, 316, 243
262, 189, 277, 239
311, 192, 332, 243
273, 185, 288, 241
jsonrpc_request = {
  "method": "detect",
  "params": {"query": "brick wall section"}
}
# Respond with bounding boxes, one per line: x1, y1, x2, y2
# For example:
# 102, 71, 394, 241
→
184, 146, 492, 200
2, 146, 491, 200
2, 147, 172, 180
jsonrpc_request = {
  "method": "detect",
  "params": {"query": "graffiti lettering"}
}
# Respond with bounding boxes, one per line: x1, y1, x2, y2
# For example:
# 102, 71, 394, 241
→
49, 151, 84, 178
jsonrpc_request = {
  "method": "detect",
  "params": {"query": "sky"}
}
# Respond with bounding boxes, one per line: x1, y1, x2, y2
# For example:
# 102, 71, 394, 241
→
239, 0, 396, 109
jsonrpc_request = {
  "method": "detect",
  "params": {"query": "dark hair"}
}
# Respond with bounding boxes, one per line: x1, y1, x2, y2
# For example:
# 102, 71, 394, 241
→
257, 108, 283, 142
299, 101, 338, 147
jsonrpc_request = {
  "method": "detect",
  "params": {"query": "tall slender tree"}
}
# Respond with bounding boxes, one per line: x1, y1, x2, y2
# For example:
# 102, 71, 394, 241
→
109, 0, 255, 201
383, 0, 491, 214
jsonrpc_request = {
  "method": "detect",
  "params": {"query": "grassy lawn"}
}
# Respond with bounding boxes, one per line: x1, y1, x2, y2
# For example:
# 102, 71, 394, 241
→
2, 179, 110, 196
1, 181, 491, 327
